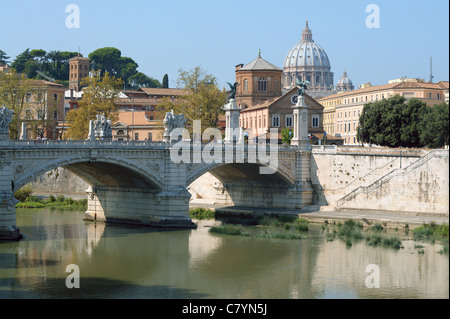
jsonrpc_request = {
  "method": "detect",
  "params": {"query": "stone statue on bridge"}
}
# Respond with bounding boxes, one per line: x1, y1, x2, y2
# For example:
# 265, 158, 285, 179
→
163, 110, 187, 143
93, 114, 112, 140
0, 106, 14, 134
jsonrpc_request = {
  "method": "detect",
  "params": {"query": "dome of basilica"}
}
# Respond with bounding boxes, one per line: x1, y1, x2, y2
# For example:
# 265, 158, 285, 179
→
283, 22, 331, 70
282, 21, 334, 99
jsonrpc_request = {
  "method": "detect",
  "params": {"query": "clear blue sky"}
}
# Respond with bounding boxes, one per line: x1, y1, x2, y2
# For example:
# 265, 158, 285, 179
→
1, 0, 449, 89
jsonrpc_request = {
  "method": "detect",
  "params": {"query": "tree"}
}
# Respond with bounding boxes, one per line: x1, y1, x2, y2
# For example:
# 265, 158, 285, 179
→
157, 66, 227, 132
0, 69, 32, 139
162, 74, 169, 88
65, 72, 123, 140
11, 49, 33, 73
128, 72, 161, 89
419, 102, 449, 148
30, 49, 47, 72
357, 95, 446, 148
0, 50, 10, 65
281, 127, 292, 144
88, 47, 138, 85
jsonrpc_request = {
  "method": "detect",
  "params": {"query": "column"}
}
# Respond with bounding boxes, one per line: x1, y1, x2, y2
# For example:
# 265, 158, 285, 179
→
223, 99, 242, 144
291, 95, 310, 150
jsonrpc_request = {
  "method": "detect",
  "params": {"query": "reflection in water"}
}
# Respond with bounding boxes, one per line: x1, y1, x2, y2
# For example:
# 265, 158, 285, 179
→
0, 208, 448, 299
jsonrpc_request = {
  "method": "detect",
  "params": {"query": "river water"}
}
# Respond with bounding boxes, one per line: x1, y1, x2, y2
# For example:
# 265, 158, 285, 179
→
0, 208, 448, 299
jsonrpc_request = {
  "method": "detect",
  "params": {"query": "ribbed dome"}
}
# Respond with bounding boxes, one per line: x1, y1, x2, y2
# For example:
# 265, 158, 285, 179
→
338, 71, 352, 86
336, 70, 354, 91
283, 21, 331, 69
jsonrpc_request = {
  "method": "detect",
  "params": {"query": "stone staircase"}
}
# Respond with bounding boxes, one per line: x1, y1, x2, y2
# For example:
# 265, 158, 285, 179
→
336, 150, 449, 208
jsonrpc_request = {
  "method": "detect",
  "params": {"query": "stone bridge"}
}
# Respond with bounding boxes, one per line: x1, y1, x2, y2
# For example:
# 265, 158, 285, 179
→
0, 139, 313, 240
1, 97, 314, 240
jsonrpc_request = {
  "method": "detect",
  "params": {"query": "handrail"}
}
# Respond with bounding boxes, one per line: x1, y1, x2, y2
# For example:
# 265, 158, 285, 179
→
336, 150, 449, 207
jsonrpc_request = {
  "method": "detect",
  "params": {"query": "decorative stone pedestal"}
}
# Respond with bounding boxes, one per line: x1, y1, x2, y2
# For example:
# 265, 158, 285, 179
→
291, 95, 310, 150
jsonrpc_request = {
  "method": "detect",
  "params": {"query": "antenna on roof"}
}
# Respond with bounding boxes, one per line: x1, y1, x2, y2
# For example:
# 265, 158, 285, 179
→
430, 57, 434, 83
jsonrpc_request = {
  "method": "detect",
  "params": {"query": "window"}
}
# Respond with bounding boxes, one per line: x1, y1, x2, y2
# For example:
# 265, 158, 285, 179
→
135, 133, 139, 140
285, 115, 293, 127
53, 110, 58, 119
26, 93, 31, 102
437, 93, 441, 99
428, 93, 433, 99
148, 133, 153, 141
312, 115, 320, 128
272, 116, 280, 127
258, 78, 267, 92
117, 130, 125, 136
244, 79, 248, 92
53, 93, 58, 101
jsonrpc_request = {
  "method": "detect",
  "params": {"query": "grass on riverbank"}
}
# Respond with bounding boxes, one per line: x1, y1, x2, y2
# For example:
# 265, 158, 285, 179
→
189, 208, 215, 220
323, 220, 403, 249
412, 222, 449, 255
209, 215, 310, 240
16, 195, 88, 210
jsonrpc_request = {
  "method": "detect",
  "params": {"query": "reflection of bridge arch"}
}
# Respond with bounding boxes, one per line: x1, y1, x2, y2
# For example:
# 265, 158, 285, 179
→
14, 156, 163, 193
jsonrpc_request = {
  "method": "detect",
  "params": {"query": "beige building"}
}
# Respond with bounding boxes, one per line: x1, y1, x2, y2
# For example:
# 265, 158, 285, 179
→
318, 79, 450, 145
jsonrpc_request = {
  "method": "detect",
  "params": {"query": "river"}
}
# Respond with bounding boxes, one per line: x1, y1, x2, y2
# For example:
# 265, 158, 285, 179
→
0, 208, 448, 299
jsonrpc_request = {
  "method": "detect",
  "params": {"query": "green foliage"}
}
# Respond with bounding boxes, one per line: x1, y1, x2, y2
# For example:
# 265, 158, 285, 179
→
88, 47, 139, 85
357, 95, 448, 148
0, 49, 10, 65
189, 208, 215, 220
419, 103, 449, 148
128, 72, 161, 89
65, 72, 123, 140
14, 185, 33, 202
281, 127, 292, 144
412, 222, 449, 242
210, 224, 249, 236
162, 74, 169, 88
157, 66, 227, 131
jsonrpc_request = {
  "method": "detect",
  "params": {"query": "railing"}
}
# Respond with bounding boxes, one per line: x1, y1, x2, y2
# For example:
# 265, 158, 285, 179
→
6, 139, 303, 152
9, 140, 167, 148
336, 149, 449, 207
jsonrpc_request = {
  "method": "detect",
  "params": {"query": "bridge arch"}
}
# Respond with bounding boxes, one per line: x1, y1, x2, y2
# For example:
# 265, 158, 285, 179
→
187, 162, 295, 187
13, 156, 163, 193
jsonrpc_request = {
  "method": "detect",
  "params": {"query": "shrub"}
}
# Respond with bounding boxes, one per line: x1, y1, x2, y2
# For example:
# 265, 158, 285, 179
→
14, 185, 33, 202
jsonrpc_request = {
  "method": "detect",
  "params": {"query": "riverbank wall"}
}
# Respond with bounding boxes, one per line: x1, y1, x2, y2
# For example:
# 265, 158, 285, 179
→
27, 147, 449, 218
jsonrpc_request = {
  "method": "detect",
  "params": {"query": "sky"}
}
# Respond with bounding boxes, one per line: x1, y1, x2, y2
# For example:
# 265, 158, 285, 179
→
1, 0, 449, 89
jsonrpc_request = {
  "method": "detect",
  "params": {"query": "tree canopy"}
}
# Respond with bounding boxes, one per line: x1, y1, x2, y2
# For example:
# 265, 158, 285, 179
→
8, 47, 162, 90
0, 50, 10, 65
157, 66, 227, 132
357, 95, 448, 148
65, 72, 123, 140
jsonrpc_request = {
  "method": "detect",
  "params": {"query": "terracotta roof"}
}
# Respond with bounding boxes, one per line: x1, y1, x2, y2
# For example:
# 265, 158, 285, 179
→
239, 56, 282, 71
437, 81, 449, 90
29, 79, 65, 87
138, 87, 189, 96
318, 81, 449, 101
240, 96, 282, 112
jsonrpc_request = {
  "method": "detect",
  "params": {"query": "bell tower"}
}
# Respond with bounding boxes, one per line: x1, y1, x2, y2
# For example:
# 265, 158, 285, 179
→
69, 54, 90, 92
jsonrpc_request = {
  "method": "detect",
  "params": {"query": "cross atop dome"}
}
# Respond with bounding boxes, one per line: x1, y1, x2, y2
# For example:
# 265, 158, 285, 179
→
301, 20, 313, 42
